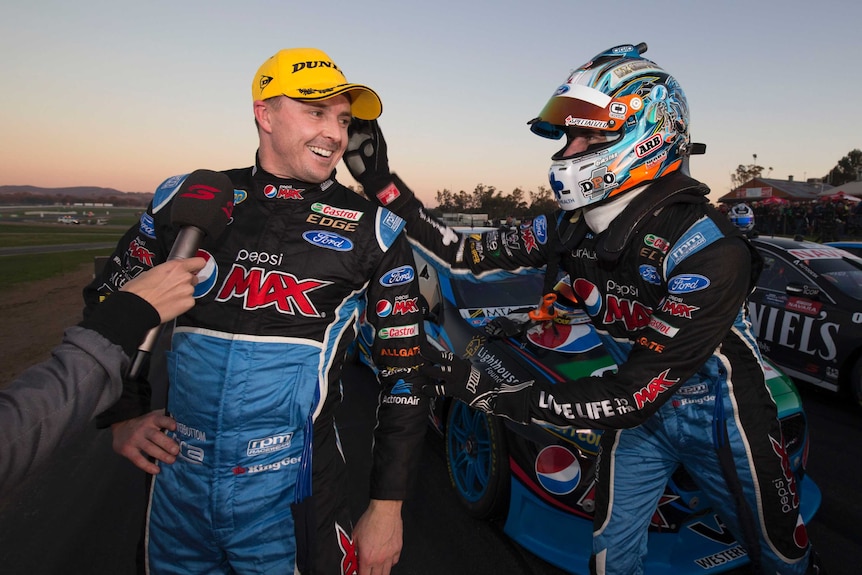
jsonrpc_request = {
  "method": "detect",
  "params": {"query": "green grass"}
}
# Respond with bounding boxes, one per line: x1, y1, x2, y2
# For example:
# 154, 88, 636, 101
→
0, 207, 136, 291
0, 223, 126, 248
0, 206, 143, 233
0, 249, 112, 291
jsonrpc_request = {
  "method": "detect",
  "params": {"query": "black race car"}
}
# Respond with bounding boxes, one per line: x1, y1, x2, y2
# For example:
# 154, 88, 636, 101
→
748, 236, 862, 405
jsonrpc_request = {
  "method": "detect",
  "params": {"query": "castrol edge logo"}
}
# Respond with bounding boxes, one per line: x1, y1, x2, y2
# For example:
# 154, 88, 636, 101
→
378, 324, 419, 339
311, 202, 363, 222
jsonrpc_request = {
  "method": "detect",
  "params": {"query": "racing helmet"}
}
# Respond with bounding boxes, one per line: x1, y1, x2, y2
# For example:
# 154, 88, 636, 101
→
528, 43, 691, 212
729, 202, 755, 232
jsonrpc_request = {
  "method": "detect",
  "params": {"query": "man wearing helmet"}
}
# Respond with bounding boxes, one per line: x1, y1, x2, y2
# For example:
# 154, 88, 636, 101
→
730, 202, 757, 235
346, 42, 821, 574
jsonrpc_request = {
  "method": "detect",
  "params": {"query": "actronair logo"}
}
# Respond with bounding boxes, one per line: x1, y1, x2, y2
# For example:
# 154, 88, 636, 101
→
247, 432, 293, 456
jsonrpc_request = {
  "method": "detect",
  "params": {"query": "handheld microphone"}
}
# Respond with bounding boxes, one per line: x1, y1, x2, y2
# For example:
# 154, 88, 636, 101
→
126, 169, 234, 380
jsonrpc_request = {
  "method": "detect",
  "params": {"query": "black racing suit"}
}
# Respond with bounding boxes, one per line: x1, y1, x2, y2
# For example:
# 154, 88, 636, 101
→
84, 160, 428, 574
370, 171, 813, 574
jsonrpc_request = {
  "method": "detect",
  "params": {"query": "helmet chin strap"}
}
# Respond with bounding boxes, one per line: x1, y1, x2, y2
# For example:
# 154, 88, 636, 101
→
583, 183, 650, 233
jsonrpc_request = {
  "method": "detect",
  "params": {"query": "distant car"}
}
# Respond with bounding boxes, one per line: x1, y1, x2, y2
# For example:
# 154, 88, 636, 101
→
825, 240, 862, 258
748, 236, 862, 406
56, 215, 80, 224
350, 230, 821, 574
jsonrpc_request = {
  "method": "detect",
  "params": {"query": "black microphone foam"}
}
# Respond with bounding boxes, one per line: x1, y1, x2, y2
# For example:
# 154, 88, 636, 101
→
170, 169, 234, 240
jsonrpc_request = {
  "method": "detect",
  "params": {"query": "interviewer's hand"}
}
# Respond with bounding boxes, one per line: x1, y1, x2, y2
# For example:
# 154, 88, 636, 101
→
120, 257, 205, 323
111, 409, 179, 474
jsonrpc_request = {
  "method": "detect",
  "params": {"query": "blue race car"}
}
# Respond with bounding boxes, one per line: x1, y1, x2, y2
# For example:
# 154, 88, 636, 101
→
350, 240, 821, 575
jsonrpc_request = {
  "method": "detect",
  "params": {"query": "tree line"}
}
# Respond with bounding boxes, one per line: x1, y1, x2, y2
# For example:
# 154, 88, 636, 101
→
431, 183, 557, 222
731, 149, 861, 190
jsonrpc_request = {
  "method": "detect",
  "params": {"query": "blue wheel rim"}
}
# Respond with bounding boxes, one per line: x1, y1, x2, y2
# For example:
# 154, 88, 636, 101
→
447, 401, 492, 503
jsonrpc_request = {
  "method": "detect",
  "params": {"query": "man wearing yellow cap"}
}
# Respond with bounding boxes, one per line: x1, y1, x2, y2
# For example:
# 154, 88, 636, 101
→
85, 48, 427, 575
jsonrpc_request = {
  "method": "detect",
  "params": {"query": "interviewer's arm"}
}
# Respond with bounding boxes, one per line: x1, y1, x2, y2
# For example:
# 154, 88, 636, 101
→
0, 258, 203, 492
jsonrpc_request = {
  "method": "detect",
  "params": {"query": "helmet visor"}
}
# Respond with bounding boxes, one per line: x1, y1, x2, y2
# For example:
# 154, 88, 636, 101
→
529, 86, 642, 140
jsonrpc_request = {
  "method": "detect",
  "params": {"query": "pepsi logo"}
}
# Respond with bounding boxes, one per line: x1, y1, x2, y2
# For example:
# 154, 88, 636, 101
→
376, 299, 393, 318
572, 278, 602, 316
193, 249, 218, 298
535, 445, 581, 495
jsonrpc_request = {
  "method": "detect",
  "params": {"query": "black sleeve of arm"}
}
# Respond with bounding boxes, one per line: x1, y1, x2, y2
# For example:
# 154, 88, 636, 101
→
366, 232, 429, 500
526, 237, 754, 429
78, 291, 160, 358
372, 175, 557, 284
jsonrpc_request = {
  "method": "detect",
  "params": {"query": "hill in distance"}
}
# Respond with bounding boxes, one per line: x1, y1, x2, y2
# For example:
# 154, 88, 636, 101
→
0, 185, 152, 206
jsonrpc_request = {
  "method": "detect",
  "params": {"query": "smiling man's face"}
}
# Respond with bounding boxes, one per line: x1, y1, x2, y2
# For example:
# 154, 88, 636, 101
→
256, 94, 352, 183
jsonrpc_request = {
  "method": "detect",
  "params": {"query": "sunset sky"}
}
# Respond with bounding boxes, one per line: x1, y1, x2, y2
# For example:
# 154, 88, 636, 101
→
2, 0, 859, 206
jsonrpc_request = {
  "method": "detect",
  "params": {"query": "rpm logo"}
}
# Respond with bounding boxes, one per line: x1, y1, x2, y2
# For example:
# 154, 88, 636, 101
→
535, 445, 581, 495
247, 432, 293, 456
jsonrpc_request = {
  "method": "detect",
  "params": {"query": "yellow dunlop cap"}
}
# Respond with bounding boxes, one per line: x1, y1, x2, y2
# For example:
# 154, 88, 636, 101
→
252, 48, 382, 120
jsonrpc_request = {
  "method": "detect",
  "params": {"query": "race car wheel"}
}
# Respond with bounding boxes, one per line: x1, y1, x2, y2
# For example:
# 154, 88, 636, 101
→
445, 399, 510, 520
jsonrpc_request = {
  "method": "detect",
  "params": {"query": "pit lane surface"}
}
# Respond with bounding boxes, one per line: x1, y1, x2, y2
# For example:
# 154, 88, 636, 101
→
0, 363, 858, 574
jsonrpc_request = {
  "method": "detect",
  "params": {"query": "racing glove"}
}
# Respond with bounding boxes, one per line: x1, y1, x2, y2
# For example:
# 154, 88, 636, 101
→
345, 119, 416, 213
419, 344, 532, 425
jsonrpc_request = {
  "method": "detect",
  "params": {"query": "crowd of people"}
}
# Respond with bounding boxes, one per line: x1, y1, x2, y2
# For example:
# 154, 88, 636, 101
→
718, 197, 862, 241
3, 42, 828, 574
